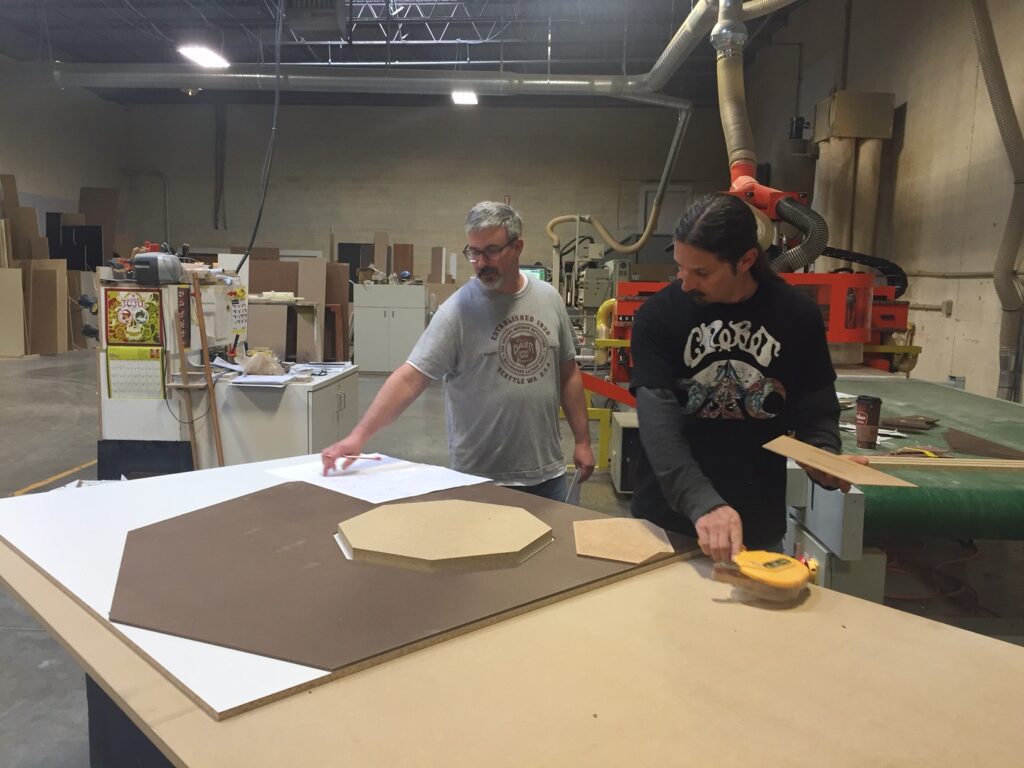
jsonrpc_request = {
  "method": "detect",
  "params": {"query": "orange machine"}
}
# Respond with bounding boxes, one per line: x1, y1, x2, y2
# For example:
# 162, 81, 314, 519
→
609, 281, 669, 384
780, 272, 875, 344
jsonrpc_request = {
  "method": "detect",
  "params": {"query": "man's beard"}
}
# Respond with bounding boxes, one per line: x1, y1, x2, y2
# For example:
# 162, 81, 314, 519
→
685, 290, 707, 304
478, 267, 501, 289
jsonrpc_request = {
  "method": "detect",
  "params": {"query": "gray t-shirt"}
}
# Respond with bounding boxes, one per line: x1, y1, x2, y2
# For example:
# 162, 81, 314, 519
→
407, 276, 577, 484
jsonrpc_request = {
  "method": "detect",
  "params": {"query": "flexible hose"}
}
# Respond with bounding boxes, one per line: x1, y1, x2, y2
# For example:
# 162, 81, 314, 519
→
546, 108, 691, 256
741, 0, 800, 20
717, 53, 757, 167
770, 197, 830, 272
967, 0, 1024, 400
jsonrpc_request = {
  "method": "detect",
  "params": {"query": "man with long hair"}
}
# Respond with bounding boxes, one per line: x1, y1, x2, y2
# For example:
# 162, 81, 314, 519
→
630, 193, 855, 561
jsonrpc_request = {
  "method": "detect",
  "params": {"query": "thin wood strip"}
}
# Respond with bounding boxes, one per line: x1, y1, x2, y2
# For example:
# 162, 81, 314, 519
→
762, 435, 917, 487
191, 276, 224, 467
868, 457, 1024, 471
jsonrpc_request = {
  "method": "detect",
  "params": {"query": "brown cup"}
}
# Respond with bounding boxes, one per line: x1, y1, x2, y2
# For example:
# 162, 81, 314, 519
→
855, 395, 882, 449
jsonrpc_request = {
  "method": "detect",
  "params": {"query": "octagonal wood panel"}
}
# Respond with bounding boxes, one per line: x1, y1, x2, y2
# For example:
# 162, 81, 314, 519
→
338, 500, 552, 572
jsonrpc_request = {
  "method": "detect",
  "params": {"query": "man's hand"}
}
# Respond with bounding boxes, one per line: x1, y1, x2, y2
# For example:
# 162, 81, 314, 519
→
321, 435, 365, 475
799, 455, 870, 493
694, 505, 743, 562
573, 442, 596, 483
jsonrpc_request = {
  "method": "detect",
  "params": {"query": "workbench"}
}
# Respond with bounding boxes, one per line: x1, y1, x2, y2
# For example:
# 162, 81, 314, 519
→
2, 456, 1023, 766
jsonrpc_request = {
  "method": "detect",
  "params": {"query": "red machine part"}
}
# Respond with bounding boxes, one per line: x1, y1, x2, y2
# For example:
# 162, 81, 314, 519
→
581, 371, 636, 409
726, 162, 805, 220
780, 272, 875, 344
609, 281, 669, 384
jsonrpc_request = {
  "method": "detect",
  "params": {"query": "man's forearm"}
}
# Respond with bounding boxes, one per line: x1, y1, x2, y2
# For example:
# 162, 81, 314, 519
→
636, 386, 725, 525
791, 385, 841, 454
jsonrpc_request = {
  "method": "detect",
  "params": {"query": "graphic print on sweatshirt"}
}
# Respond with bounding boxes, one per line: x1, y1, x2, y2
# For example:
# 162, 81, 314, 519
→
492, 313, 553, 385
677, 319, 786, 420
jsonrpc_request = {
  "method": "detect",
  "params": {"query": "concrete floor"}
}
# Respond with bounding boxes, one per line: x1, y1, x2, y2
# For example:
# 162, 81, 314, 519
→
1, 350, 1022, 766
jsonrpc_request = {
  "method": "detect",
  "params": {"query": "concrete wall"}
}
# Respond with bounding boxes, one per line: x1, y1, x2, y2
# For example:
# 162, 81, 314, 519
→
0, 72, 125, 214
745, 0, 1024, 397
124, 103, 729, 281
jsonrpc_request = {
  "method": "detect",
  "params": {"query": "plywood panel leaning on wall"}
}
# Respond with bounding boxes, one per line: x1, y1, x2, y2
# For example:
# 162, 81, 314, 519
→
78, 187, 119, 264
8, 207, 39, 262
0, 174, 19, 214
248, 260, 298, 296
247, 304, 288, 360
429, 246, 444, 283
325, 262, 349, 360
0, 268, 26, 357
392, 243, 414, 276
373, 232, 389, 273
27, 263, 68, 355
298, 260, 328, 359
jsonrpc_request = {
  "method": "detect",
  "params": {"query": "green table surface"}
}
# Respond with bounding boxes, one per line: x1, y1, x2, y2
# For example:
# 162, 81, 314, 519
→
834, 376, 1024, 538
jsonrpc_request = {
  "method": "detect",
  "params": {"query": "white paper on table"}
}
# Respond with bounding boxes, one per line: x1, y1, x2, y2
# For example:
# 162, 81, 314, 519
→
230, 373, 294, 387
213, 356, 244, 372
266, 456, 490, 503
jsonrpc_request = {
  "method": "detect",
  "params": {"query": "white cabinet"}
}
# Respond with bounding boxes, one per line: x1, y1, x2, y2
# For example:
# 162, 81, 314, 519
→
195, 367, 359, 467
353, 284, 426, 373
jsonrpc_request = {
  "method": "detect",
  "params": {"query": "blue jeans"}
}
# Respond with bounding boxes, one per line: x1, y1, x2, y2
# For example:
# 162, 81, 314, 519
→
509, 474, 567, 501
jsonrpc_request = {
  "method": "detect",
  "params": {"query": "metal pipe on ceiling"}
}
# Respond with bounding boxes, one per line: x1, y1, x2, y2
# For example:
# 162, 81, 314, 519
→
0, 0, 797, 109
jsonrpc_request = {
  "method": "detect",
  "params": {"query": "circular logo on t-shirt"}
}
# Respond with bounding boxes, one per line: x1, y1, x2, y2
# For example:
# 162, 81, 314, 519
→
497, 322, 548, 379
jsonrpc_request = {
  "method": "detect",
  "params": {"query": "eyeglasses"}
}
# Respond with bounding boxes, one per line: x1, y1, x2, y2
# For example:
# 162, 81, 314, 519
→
462, 237, 518, 263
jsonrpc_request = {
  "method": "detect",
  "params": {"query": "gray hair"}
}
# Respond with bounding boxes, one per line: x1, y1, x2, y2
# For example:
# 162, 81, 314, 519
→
465, 201, 523, 240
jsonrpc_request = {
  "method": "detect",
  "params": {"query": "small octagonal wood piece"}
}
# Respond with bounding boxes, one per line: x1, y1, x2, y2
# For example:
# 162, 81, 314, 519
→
338, 499, 553, 572
573, 518, 675, 565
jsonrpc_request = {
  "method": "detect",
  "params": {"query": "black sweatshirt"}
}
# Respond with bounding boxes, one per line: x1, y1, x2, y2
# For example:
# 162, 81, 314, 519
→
628, 278, 840, 548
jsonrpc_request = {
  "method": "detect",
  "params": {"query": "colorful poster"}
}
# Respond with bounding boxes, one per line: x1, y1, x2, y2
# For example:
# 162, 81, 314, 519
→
106, 346, 165, 399
105, 288, 163, 346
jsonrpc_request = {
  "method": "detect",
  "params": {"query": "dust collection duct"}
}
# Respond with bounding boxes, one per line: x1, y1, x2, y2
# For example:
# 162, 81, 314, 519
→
710, 0, 828, 272
0, 0, 797, 107
967, 0, 1024, 402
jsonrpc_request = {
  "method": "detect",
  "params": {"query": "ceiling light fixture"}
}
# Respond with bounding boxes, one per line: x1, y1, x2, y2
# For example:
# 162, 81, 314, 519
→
451, 90, 478, 105
177, 45, 230, 69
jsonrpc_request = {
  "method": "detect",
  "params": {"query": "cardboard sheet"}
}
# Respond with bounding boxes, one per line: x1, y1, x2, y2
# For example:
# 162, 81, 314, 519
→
763, 435, 917, 487
109, 482, 694, 675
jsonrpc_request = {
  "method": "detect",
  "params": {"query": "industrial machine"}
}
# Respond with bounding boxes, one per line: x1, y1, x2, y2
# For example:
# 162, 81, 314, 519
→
607, 281, 668, 385
133, 251, 184, 286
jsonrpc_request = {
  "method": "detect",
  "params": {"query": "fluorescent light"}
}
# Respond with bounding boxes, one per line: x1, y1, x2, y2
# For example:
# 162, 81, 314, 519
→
451, 90, 478, 105
177, 45, 230, 69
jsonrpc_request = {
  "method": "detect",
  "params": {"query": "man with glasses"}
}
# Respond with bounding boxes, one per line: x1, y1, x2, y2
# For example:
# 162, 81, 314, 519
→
322, 201, 595, 500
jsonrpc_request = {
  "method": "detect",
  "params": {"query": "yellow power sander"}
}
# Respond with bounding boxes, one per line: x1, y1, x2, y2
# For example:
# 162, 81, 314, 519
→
712, 550, 818, 602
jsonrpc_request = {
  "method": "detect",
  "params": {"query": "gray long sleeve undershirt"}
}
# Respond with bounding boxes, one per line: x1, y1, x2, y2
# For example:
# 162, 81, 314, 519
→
635, 384, 841, 524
